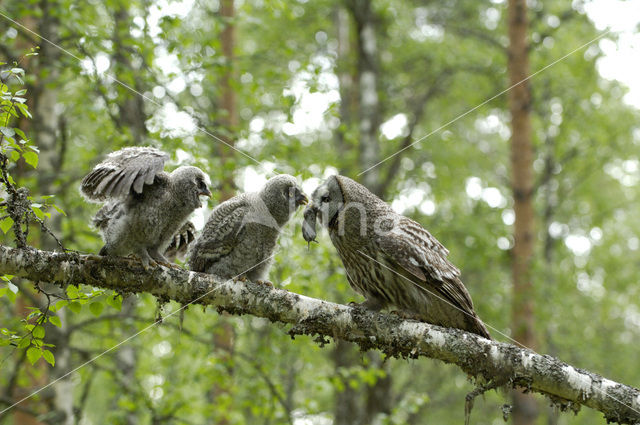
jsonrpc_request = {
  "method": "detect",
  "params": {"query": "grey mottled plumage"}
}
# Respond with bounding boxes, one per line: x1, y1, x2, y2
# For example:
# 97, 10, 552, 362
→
302, 175, 490, 339
188, 174, 307, 281
81, 147, 211, 267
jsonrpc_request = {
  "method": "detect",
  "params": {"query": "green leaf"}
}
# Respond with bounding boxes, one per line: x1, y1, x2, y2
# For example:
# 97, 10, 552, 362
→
17, 338, 30, 349
42, 350, 55, 366
106, 294, 123, 311
48, 316, 62, 328
15, 89, 27, 96
15, 103, 31, 118
89, 301, 104, 317
52, 204, 67, 216
14, 128, 26, 140
32, 325, 45, 339
68, 302, 81, 314
50, 299, 68, 312
66, 285, 79, 299
26, 347, 41, 365
0, 127, 15, 137
31, 206, 44, 220
7, 281, 17, 294
23, 150, 38, 168
0, 217, 14, 234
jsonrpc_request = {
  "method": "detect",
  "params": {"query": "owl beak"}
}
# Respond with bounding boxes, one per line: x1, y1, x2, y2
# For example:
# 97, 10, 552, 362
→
199, 187, 213, 198
295, 191, 308, 207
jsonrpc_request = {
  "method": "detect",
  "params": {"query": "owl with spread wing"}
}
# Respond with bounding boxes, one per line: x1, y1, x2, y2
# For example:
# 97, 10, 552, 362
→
81, 147, 211, 267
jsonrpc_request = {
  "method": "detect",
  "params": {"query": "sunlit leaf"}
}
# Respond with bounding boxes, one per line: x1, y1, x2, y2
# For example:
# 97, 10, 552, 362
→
26, 347, 41, 365
0, 217, 14, 234
23, 150, 38, 168
42, 350, 55, 366
32, 325, 45, 339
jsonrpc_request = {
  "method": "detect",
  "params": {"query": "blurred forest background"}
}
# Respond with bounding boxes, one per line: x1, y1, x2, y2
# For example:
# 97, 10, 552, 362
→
1, 0, 639, 424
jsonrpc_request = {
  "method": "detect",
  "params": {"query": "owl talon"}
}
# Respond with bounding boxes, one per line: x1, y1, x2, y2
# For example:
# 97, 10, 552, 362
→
256, 280, 273, 287
234, 276, 247, 283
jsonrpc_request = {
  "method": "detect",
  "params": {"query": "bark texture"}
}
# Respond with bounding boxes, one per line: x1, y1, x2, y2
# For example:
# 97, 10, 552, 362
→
1, 245, 639, 424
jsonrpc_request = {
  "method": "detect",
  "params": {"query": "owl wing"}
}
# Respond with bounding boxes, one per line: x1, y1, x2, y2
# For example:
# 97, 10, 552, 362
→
81, 147, 169, 201
374, 217, 476, 315
188, 198, 249, 272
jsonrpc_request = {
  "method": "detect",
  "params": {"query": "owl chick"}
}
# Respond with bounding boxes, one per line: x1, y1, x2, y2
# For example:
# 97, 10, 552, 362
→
81, 147, 212, 267
302, 175, 490, 339
188, 174, 307, 281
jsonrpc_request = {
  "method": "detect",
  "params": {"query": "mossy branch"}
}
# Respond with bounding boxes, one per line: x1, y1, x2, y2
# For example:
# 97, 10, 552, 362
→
0, 244, 639, 423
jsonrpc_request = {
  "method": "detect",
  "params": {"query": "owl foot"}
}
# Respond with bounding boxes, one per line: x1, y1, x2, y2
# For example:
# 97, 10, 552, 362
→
390, 310, 421, 321
158, 261, 181, 269
256, 280, 273, 287
234, 276, 247, 283
348, 300, 384, 312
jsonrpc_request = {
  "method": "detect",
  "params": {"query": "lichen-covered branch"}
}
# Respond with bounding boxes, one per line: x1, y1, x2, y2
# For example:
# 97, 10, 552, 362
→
1, 245, 639, 423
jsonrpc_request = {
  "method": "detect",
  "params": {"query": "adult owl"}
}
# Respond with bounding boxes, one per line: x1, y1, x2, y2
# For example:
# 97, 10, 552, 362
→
302, 175, 490, 339
188, 174, 307, 281
81, 147, 211, 267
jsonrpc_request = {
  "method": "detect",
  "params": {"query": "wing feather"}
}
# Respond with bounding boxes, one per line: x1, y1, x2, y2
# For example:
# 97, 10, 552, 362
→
188, 197, 249, 272
375, 217, 476, 314
81, 147, 169, 201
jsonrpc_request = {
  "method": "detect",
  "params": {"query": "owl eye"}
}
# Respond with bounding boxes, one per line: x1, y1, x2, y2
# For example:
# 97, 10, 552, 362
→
321, 195, 330, 203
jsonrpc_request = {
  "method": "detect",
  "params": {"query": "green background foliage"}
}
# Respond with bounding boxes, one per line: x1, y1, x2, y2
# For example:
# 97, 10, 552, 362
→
0, 0, 639, 424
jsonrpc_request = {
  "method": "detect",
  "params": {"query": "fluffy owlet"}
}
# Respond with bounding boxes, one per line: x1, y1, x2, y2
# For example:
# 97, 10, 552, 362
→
302, 175, 490, 339
81, 147, 212, 267
188, 174, 308, 281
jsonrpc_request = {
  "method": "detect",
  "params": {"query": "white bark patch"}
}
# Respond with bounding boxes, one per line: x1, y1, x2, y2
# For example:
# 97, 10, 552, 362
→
489, 344, 502, 363
427, 328, 446, 348
398, 320, 425, 337
291, 294, 322, 319
601, 378, 619, 390
521, 352, 535, 368
562, 365, 592, 399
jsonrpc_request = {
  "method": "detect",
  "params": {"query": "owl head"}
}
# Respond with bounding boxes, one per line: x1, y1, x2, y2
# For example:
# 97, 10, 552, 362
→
170, 166, 212, 208
259, 174, 308, 226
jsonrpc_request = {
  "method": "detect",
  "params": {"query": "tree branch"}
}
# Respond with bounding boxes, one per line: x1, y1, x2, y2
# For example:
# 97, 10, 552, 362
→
0, 245, 639, 423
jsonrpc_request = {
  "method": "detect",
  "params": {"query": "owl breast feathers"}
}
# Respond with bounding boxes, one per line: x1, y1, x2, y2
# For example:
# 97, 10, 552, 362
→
81, 146, 211, 267
188, 174, 307, 281
303, 175, 491, 339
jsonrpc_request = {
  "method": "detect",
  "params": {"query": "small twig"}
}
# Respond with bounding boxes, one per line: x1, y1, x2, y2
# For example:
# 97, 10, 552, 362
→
465, 379, 508, 425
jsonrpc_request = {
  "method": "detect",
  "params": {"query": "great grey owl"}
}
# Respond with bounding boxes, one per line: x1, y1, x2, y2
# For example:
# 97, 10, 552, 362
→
188, 174, 307, 281
81, 147, 212, 267
302, 175, 490, 339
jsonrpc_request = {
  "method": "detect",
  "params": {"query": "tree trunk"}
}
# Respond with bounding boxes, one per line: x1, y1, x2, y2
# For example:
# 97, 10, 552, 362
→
112, 6, 147, 144
218, 0, 238, 200
208, 3, 237, 423
332, 340, 364, 425
348, 0, 381, 194
27, 2, 74, 424
507, 0, 538, 423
